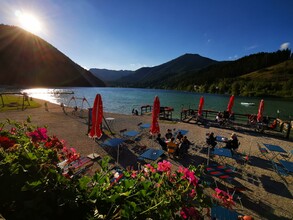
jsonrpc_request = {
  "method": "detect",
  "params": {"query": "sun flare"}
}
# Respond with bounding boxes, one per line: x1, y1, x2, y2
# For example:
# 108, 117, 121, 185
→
15, 10, 42, 34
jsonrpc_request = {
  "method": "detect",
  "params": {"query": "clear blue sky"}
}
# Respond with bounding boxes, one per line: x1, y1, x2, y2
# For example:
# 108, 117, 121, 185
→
1, 0, 292, 70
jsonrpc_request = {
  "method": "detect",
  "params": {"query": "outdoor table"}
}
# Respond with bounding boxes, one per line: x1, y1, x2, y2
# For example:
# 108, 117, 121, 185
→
263, 143, 287, 160
103, 138, 124, 163
175, 129, 189, 136
139, 149, 165, 161
123, 130, 140, 138
105, 117, 115, 131
279, 160, 293, 173
103, 138, 124, 147
212, 148, 232, 164
213, 148, 232, 158
140, 123, 150, 129
211, 206, 239, 220
216, 136, 228, 142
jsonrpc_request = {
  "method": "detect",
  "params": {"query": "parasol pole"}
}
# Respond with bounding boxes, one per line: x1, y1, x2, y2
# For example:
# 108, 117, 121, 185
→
103, 116, 114, 135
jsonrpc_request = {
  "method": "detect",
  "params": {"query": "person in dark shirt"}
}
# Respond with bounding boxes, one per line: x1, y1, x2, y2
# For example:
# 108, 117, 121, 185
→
165, 129, 173, 140
179, 136, 191, 156
176, 131, 183, 142
156, 133, 167, 151
225, 133, 239, 151
206, 132, 217, 150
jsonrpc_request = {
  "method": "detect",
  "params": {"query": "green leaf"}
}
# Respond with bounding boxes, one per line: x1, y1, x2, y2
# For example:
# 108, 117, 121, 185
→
79, 176, 91, 190
21, 180, 42, 191
141, 181, 152, 190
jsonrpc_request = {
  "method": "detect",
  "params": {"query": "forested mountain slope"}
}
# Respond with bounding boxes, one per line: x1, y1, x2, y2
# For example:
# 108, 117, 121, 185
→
0, 24, 105, 87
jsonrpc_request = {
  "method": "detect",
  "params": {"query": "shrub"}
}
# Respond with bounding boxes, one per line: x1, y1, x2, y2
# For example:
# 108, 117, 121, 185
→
0, 118, 233, 219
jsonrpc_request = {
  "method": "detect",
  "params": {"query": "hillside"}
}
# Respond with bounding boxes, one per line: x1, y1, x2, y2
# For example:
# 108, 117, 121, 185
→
89, 68, 134, 82
109, 49, 292, 97
240, 59, 293, 81
0, 24, 105, 87
113, 53, 218, 87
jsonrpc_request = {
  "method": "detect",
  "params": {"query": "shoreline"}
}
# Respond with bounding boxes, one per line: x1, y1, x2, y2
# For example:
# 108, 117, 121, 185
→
1, 98, 293, 219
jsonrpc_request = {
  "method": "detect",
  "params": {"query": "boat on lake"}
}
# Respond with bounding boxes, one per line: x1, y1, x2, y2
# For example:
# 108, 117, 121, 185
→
240, 102, 255, 106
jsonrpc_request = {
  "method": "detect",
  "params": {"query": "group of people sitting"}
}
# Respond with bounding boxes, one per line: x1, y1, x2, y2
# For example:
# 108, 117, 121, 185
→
215, 111, 235, 126
206, 132, 240, 152
156, 129, 192, 158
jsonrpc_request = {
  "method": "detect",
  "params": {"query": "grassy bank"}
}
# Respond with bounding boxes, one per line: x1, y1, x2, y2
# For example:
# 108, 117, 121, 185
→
0, 95, 41, 112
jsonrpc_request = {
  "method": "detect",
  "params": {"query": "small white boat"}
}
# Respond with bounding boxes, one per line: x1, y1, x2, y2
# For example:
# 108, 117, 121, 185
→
241, 102, 255, 106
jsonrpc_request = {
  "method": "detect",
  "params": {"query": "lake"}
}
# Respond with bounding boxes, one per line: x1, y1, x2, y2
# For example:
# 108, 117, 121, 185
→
21, 87, 293, 120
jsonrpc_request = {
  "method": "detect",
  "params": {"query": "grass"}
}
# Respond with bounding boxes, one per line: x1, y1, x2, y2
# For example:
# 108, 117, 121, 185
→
0, 95, 41, 112
240, 60, 293, 81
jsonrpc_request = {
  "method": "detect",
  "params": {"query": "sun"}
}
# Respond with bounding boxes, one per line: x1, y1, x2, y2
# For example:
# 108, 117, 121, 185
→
15, 10, 42, 34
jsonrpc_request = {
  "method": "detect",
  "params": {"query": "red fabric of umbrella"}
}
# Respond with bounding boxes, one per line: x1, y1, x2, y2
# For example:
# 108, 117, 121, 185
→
150, 96, 160, 135
257, 99, 264, 122
198, 96, 204, 116
88, 94, 103, 139
226, 95, 235, 114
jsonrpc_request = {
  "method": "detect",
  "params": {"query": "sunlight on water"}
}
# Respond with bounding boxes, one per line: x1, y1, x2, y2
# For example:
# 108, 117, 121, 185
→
21, 88, 75, 105
20, 87, 293, 120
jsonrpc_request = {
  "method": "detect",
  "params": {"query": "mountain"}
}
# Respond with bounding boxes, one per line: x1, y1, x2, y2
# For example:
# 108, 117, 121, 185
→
113, 53, 218, 87
0, 24, 105, 87
89, 68, 134, 82
108, 49, 292, 97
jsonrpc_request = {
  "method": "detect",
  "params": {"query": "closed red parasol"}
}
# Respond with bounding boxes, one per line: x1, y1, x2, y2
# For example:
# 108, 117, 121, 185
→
226, 95, 235, 114
198, 96, 204, 116
150, 96, 160, 135
88, 94, 103, 139
257, 99, 264, 122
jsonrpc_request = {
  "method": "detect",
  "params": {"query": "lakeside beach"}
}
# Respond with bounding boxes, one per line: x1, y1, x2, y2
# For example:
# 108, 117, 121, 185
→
1, 98, 292, 219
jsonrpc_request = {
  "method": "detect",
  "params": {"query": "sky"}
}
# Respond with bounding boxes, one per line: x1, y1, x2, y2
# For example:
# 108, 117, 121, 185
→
0, 0, 292, 71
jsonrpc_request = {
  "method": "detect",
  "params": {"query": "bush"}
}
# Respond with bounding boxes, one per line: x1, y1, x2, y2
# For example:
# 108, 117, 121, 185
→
0, 118, 233, 219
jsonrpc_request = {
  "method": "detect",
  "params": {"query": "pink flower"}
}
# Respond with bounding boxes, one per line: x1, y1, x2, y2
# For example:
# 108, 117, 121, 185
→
157, 160, 172, 172
10, 127, 17, 135
189, 189, 196, 198
180, 207, 199, 219
0, 136, 16, 149
62, 146, 79, 163
144, 164, 156, 173
131, 171, 137, 178
213, 188, 235, 209
28, 127, 48, 143
44, 136, 64, 149
178, 167, 198, 186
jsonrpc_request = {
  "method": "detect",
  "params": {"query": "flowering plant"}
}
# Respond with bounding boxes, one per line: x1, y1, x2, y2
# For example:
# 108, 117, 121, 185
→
82, 158, 212, 219
0, 118, 88, 219
0, 118, 235, 219
213, 188, 236, 209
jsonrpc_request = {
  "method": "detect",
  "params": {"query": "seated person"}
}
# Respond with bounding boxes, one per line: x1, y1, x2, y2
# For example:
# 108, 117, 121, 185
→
156, 133, 167, 151
165, 129, 173, 140
223, 111, 230, 119
176, 131, 183, 142
206, 132, 217, 150
269, 119, 277, 129
179, 136, 191, 156
225, 133, 239, 151
167, 137, 178, 157
229, 112, 235, 121
216, 112, 224, 124
132, 108, 139, 115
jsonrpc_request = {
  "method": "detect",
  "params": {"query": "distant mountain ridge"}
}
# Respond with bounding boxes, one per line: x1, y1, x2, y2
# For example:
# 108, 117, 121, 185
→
112, 53, 218, 87
0, 24, 105, 87
89, 68, 134, 82
102, 50, 292, 97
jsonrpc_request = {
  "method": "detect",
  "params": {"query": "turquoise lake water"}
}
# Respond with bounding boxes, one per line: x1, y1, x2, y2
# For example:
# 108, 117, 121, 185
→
21, 87, 293, 120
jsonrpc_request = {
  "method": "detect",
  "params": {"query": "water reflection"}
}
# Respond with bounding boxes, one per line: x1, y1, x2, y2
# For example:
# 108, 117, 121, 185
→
20, 87, 293, 120
21, 88, 74, 105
